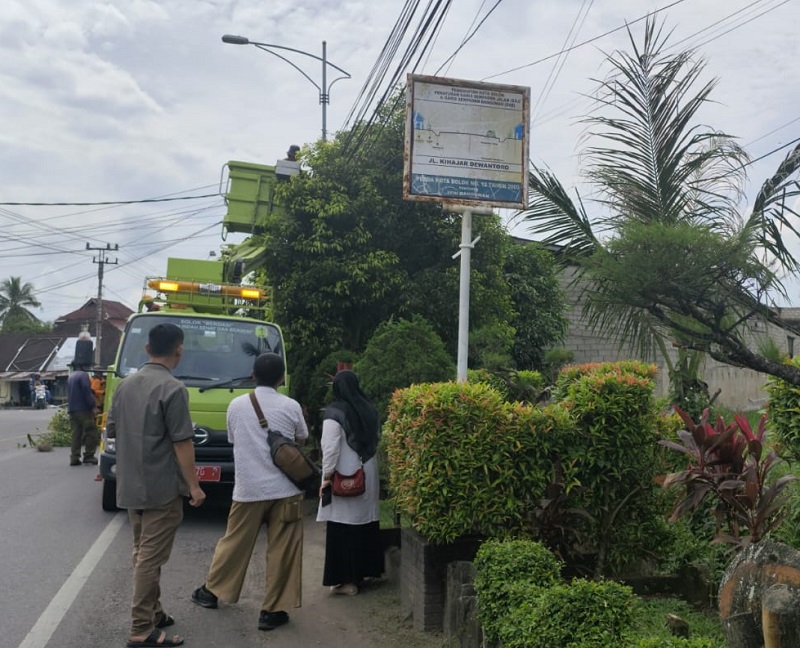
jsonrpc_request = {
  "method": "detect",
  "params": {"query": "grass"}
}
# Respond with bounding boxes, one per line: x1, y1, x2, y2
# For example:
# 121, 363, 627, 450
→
629, 597, 726, 646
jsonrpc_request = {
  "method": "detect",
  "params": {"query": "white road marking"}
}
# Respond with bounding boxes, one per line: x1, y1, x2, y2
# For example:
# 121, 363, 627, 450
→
16, 513, 126, 648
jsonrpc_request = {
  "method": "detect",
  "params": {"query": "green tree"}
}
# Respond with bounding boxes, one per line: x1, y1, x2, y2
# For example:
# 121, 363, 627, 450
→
0, 277, 43, 333
504, 242, 567, 369
258, 98, 565, 404
521, 19, 800, 385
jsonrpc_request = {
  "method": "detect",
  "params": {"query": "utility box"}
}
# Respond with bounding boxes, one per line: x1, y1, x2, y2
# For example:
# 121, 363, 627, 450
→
223, 160, 279, 235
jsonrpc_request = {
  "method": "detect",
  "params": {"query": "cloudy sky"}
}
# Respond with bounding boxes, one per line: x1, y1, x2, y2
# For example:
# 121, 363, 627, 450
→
2, 0, 798, 323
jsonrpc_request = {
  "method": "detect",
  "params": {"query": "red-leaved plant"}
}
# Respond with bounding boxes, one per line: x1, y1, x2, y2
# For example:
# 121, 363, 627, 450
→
658, 406, 797, 548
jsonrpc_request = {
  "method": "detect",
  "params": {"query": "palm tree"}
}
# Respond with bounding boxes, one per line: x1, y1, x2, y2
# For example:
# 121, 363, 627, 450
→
521, 19, 800, 385
0, 276, 42, 332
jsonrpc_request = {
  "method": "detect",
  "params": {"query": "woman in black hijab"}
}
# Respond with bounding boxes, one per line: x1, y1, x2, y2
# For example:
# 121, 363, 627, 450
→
316, 370, 384, 595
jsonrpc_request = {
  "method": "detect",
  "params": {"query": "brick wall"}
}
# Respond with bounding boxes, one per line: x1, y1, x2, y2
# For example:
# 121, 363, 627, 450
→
559, 268, 796, 410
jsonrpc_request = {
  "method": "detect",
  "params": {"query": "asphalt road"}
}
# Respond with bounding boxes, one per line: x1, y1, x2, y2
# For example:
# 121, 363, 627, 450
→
0, 408, 445, 648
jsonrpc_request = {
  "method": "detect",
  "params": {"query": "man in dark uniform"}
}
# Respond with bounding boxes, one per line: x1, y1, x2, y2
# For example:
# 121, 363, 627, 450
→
66, 362, 98, 466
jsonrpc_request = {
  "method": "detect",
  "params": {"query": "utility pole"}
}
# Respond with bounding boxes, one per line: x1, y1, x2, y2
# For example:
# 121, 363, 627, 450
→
86, 243, 119, 366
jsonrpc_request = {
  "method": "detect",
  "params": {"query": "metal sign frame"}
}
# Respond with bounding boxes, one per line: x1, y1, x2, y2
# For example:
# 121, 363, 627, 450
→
403, 73, 530, 209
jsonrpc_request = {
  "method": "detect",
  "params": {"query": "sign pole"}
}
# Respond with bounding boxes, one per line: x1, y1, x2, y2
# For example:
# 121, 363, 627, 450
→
454, 207, 490, 382
456, 209, 473, 382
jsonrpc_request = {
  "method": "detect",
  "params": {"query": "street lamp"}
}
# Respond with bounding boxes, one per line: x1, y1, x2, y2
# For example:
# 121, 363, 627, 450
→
222, 34, 351, 141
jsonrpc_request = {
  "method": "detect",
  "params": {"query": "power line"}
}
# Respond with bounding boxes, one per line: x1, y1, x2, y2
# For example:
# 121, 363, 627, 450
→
481, 0, 691, 81
0, 193, 219, 207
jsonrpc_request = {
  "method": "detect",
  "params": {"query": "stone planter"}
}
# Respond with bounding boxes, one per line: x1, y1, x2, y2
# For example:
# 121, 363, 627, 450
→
400, 527, 483, 632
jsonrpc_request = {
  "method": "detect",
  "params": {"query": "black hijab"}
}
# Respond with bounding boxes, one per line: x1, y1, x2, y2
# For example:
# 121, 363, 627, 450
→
322, 370, 380, 462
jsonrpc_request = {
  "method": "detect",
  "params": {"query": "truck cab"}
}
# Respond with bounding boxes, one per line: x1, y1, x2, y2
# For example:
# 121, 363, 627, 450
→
99, 158, 296, 511
99, 309, 286, 511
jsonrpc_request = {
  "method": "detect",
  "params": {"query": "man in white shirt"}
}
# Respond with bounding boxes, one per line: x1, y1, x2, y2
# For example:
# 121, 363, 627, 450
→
191, 353, 308, 632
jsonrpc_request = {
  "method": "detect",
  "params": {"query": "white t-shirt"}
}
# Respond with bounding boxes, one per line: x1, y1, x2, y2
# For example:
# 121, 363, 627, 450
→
226, 386, 309, 502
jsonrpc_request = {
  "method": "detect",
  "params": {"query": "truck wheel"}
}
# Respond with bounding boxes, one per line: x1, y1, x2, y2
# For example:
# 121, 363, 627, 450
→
102, 480, 119, 512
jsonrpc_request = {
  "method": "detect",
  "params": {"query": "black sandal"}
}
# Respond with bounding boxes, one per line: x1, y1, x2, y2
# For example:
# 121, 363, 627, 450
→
126, 629, 184, 647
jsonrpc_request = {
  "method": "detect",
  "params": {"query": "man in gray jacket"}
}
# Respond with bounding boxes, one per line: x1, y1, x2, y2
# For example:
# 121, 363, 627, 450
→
107, 323, 206, 648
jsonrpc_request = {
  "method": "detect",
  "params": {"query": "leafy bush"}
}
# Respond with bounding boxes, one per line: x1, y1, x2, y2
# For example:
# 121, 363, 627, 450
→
553, 362, 666, 575
497, 578, 635, 648
766, 356, 800, 463
384, 381, 571, 542
473, 539, 563, 643
355, 315, 454, 419
552, 360, 658, 402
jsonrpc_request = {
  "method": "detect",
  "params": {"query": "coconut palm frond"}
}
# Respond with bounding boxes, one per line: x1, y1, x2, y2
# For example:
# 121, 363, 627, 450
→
584, 21, 745, 230
522, 164, 598, 264
742, 143, 800, 276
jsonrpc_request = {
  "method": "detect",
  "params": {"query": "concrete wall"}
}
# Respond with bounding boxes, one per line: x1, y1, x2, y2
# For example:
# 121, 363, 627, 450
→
559, 267, 799, 410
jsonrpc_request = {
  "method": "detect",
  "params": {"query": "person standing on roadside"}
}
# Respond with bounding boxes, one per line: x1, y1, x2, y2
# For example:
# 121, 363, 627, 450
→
66, 362, 98, 466
106, 323, 206, 648
90, 368, 106, 412
191, 352, 308, 633
317, 370, 384, 596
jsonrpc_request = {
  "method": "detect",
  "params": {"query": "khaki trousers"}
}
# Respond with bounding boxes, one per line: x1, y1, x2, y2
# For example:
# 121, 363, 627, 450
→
128, 497, 184, 638
206, 494, 304, 612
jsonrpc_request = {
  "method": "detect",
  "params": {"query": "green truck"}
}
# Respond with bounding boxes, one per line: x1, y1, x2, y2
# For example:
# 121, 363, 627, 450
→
99, 158, 298, 511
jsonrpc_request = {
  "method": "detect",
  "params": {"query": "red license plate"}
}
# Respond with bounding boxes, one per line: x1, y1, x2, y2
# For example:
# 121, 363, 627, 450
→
196, 466, 221, 482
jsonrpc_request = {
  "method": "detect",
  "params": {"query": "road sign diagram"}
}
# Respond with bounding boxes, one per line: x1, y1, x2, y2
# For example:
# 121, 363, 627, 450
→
405, 76, 529, 207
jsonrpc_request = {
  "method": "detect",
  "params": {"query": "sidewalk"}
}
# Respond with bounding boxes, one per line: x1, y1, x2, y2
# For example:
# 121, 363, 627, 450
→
189, 499, 445, 648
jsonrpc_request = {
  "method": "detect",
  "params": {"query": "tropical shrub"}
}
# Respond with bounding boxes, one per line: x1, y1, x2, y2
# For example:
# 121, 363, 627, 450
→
384, 381, 571, 542
553, 362, 666, 575
355, 315, 454, 419
551, 360, 658, 402
496, 578, 635, 648
473, 539, 563, 643
659, 406, 797, 548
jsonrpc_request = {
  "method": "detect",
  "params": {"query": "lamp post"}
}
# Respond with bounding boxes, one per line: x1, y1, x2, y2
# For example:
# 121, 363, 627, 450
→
222, 34, 351, 141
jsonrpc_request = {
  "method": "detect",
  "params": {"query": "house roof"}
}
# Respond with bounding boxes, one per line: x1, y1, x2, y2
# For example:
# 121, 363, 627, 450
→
0, 334, 65, 374
54, 298, 134, 325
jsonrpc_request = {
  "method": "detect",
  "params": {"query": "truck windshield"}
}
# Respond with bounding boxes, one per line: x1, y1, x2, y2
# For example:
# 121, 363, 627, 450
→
116, 315, 283, 387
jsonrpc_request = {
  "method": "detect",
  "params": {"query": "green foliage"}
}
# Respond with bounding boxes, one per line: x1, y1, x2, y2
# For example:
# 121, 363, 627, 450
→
473, 539, 563, 643
541, 347, 574, 385
26, 407, 72, 449
255, 99, 568, 407
666, 347, 714, 422
552, 360, 658, 402
497, 578, 635, 648
384, 381, 571, 542
766, 356, 800, 463
386, 362, 667, 575
551, 362, 666, 575
355, 316, 454, 419
660, 407, 797, 548
467, 368, 545, 403
504, 243, 568, 369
